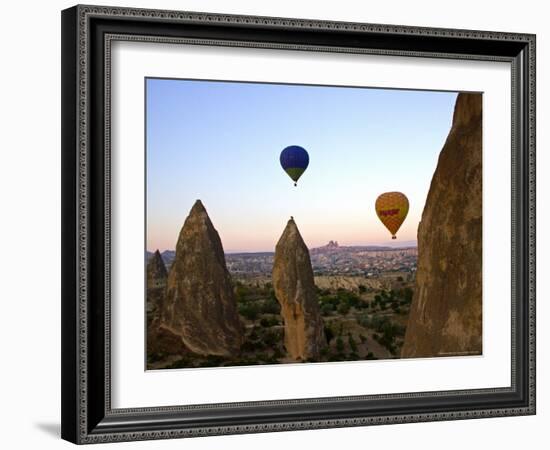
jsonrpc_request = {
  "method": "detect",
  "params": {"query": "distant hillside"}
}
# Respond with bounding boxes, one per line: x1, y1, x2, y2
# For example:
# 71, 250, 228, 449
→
147, 241, 417, 276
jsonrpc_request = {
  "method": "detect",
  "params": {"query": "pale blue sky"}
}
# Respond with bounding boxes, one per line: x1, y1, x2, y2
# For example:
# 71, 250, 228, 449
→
146, 78, 457, 253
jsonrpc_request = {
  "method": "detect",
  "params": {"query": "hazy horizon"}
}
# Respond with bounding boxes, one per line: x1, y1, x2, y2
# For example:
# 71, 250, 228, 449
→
148, 238, 418, 254
146, 78, 457, 253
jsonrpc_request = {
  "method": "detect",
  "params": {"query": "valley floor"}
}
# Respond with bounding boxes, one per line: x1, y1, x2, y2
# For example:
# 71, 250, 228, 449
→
147, 273, 414, 370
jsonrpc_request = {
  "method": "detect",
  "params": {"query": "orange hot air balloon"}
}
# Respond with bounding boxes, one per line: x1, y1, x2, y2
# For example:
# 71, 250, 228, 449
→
375, 192, 409, 239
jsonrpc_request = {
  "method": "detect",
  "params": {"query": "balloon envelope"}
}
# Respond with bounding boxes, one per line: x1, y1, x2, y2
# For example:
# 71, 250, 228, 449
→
280, 145, 309, 185
375, 192, 409, 239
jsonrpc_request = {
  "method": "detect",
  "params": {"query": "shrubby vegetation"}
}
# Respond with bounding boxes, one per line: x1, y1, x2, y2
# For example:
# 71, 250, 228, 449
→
151, 277, 413, 369
318, 289, 370, 316
236, 283, 281, 320
358, 314, 406, 355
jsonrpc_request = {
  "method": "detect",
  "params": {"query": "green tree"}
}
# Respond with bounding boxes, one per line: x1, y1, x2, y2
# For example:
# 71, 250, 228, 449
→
337, 302, 350, 315
238, 302, 259, 320
348, 334, 358, 353
321, 303, 334, 316
324, 326, 335, 343
259, 317, 279, 327
260, 298, 280, 314
336, 336, 345, 354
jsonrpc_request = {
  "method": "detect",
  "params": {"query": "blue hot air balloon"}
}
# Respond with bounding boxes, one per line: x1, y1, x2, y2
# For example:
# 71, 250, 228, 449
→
280, 145, 309, 186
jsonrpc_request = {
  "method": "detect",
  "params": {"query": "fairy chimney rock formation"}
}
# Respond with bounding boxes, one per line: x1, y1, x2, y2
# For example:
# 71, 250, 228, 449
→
146, 250, 167, 313
160, 200, 243, 356
273, 218, 326, 360
148, 250, 167, 287
402, 93, 482, 358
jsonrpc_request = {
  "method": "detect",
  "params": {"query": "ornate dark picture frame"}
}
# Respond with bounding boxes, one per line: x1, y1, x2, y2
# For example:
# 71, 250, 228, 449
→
61, 4, 536, 444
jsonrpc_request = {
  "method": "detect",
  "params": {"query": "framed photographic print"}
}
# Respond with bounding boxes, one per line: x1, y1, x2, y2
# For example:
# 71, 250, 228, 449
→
61, 4, 536, 444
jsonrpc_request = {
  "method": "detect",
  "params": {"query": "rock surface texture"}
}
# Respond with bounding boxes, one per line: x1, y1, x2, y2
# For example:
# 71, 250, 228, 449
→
273, 218, 326, 360
146, 250, 178, 358
160, 200, 243, 356
146, 250, 168, 313
401, 93, 482, 358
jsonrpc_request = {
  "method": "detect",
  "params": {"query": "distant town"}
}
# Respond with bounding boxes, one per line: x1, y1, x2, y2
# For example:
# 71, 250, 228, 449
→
148, 240, 417, 278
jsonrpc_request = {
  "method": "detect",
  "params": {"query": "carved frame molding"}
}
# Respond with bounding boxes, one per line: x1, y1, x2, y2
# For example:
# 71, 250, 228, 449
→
61, 4, 536, 444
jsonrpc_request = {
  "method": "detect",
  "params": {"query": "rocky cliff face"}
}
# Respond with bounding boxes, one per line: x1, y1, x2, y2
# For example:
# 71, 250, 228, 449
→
159, 200, 243, 357
401, 93, 482, 358
273, 218, 326, 360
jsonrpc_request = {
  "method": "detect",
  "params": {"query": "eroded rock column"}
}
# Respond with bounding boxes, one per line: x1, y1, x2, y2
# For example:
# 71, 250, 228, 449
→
273, 218, 326, 360
160, 200, 243, 357
402, 93, 482, 358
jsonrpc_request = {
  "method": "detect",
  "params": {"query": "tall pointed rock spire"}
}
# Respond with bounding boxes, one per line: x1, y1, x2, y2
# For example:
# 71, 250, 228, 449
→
160, 200, 243, 356
272, 217, 326, 360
